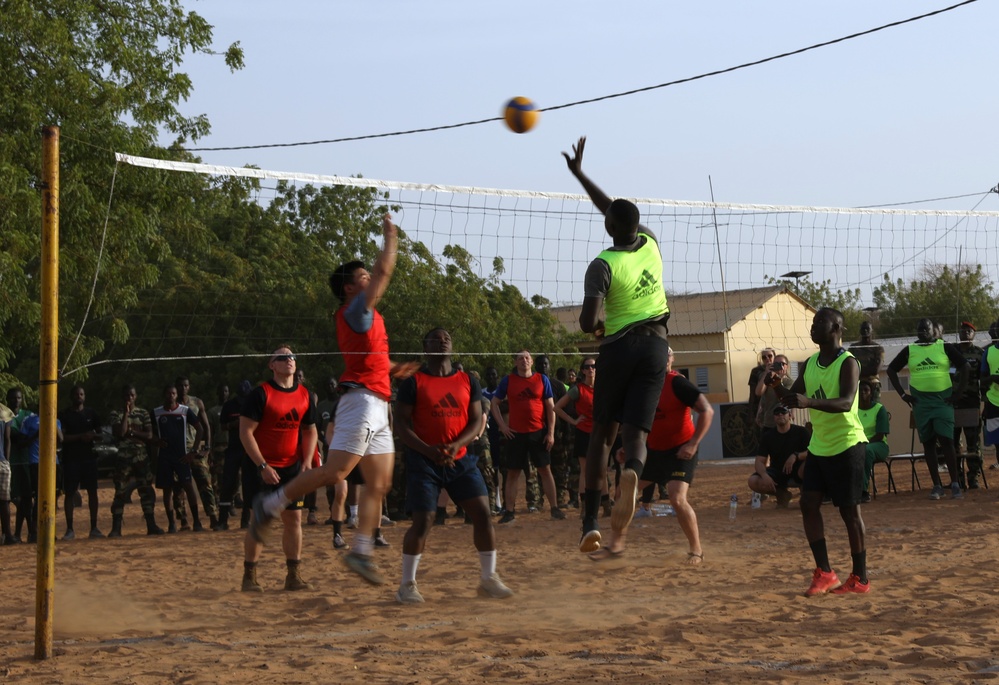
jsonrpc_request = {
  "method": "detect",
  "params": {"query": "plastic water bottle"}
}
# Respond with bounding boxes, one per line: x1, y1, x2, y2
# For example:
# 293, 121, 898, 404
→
652, 502, 676, 517
751, 492, 762, 510
729, 494, 738, 522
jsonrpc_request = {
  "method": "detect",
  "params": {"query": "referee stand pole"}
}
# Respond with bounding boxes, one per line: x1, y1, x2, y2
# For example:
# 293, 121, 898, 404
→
35, 124, 60, 660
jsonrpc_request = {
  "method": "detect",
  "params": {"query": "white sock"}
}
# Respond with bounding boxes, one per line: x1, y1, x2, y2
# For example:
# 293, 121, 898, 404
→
401, 553, 421, 584
354, 533, 373, 557
265, 488, 290, 516
349, 505, 358, 518
479, 550, 497, 580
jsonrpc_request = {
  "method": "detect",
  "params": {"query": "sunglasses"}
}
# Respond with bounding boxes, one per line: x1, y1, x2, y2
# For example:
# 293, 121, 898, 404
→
272, 354, 296, 362
581, 364, 596, 370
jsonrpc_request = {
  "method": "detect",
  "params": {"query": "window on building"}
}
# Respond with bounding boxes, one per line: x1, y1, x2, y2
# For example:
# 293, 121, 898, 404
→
695, 367, 709, 392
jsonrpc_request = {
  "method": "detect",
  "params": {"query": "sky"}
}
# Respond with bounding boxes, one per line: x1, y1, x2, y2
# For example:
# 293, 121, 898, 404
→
162, 0, 999, 307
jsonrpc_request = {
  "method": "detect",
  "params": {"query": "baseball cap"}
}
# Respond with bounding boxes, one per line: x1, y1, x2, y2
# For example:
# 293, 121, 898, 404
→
773, 405, 790, 415
961, 321, 976, 331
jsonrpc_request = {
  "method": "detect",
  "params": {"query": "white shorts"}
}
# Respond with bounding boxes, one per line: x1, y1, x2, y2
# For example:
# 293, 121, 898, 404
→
329, 388, 394, 457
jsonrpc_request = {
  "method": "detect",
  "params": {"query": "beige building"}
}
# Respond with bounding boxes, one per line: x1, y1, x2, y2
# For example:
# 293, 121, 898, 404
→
552, 285, 817, 404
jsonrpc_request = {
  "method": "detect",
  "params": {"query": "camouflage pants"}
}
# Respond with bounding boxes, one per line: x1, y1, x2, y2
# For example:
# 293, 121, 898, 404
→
110, 458, 157, 516
210, 447, 226, 501
470, 438, 498, 511
549, 428, 573, 505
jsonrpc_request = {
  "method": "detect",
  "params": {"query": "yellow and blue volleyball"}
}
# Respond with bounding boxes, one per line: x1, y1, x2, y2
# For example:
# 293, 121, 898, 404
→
503, 96, 539, 134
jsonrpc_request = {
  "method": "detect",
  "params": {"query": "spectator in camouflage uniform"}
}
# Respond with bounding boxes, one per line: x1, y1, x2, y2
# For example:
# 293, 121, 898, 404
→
108, 384, 165, 537
537, 355, 572, 507
207, 383, 229, 509
468, 371, 498, 513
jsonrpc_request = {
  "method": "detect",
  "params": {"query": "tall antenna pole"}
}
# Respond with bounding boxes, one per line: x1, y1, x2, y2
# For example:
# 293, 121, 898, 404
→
708, 176, 735, 401
955, 245, 962, 339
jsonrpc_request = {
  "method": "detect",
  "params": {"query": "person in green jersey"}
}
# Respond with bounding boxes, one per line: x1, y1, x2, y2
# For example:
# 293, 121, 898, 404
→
766, 308, 871, 596
857, 380, 890, 503
563, 137, 671, 556
981, 320, 999, 453
886, 318, 968, 500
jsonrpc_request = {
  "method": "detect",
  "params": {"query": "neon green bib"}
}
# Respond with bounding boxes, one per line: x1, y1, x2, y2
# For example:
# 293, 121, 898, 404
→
803, 350, 867, 457
597, 233, 669, 336
857, 403, 887, 443
987, 346, 999, 406
908, 341, 951, 393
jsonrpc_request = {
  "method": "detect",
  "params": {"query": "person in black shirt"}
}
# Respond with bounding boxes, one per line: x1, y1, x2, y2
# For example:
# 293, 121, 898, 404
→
749, 405, 810, 508
58, 384, 104, 539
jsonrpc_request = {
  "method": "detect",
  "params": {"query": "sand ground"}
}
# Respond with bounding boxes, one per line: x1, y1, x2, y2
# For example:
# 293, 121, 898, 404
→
2, 458, 999, 684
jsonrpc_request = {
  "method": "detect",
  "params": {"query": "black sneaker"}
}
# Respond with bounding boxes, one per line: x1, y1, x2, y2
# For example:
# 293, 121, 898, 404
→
498, 511, 515, 524
550, 508, 566, 521
860, 491, 872, 504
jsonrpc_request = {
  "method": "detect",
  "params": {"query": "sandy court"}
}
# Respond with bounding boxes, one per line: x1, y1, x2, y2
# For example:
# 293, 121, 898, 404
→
2, 458, 999, 684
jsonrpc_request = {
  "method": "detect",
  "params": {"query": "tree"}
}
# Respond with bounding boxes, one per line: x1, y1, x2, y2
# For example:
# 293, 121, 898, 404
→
872, 264, 996, 337
0, 0, 242, 396
766, 275, 864, 336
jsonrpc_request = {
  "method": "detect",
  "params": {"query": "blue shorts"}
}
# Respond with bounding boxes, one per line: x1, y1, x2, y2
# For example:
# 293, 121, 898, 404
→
801, 443, 865, 507
405, 449, 487, 514
155, 452, 192, 490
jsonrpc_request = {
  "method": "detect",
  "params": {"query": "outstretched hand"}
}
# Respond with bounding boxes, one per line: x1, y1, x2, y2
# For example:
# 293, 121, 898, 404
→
561, 136, 586, 175
390, 360, 421, 380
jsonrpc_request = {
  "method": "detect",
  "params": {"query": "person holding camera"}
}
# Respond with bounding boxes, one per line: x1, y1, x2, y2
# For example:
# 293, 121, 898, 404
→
755, 353, 794, 430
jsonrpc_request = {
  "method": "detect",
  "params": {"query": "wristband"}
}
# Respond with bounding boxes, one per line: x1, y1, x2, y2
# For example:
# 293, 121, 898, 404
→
258, 462, 268, 472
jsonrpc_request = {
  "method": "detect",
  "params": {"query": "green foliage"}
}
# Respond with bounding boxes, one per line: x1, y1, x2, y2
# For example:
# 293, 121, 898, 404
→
0, 0, 243, 403
0, 1, 577, 412
872, 264, 997, 337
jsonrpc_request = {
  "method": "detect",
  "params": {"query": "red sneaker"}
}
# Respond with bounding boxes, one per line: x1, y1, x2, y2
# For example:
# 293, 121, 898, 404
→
804, 568, 841, 596
831, 574, 871, 594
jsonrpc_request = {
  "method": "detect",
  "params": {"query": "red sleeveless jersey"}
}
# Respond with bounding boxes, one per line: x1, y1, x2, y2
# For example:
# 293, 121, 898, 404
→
336, 304, 392, 401
256, 381, 312, 468
506, 373, 546, 433
574, 383, 594, 433
410, 371, 473, 460
647, 371, 695, 451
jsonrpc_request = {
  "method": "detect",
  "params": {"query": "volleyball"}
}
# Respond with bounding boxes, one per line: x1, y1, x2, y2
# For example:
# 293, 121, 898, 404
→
503, 96, 539, 134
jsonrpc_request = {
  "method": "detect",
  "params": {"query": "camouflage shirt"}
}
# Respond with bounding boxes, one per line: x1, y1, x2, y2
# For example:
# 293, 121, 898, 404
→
108, 407, 152, 462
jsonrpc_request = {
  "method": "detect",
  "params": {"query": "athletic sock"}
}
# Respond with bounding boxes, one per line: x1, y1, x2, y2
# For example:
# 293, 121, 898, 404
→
624, 458, 644, 474
851, 550, 868, 583
265, 487, 290, 516
333, 520, 343, 536
349, 504, 359, 519
583, 489, 601, 521
479, 550, 497, 580
809, 538, 831, 573
354, 533, 373, 556
402, 553, 421, 584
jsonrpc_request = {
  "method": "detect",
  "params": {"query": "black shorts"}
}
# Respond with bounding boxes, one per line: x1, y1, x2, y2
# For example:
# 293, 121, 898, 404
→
641, 446, 697, 486
346, 460, 365, 486
760, 464, 801, 490
592, 333, 668, 432
505, 429, 551, 470
63, 457, 99, 492
573, 428, 591, 460
801, 443, 865, 507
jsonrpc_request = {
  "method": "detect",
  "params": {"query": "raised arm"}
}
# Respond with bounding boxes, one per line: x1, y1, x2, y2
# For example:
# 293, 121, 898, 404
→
363, 213, 398, 313
562, 136, 612, 215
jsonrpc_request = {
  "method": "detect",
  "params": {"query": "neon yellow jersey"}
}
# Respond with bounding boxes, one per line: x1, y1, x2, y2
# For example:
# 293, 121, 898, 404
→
597, 233, 669, 336
907, 341, 952, 393
987, 346, 999, 406
803, 350, 867, 457
857, 403, 888, 443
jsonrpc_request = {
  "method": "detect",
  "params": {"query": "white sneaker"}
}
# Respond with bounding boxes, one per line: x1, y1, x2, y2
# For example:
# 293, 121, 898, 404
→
751, 492, 762, 510
346, 516, 358, 529
477, 572, 514, 599
380, 514, 396, 527
395, 581, 425, 604
634, 507, 653, 519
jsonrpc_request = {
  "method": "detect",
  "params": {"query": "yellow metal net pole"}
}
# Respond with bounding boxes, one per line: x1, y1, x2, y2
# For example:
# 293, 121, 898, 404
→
35, 124, 60, 660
